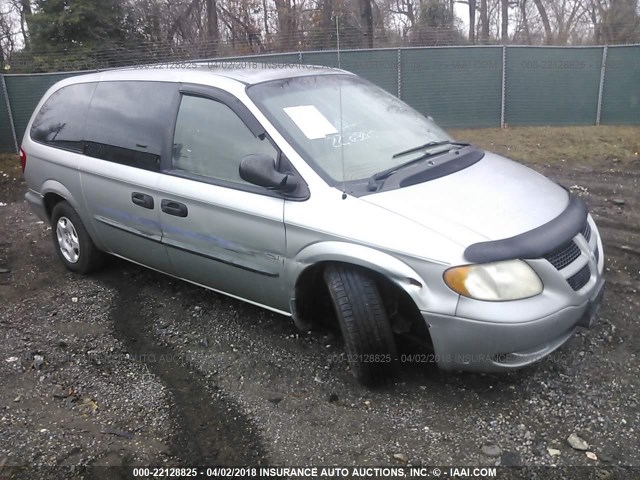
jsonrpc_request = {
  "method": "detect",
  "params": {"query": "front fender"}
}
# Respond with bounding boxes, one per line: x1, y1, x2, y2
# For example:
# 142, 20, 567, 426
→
287, 241, 429, 310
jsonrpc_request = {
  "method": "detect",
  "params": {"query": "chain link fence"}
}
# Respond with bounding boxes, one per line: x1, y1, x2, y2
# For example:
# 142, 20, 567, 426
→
1, 44, 639, 153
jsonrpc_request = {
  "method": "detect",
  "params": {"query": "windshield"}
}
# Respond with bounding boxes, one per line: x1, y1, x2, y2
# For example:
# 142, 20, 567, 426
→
247, 74, 452, 183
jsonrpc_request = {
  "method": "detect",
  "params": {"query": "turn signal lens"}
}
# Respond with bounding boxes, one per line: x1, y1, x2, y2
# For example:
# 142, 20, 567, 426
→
443, 266, 471, 297
444, 260, 543, 301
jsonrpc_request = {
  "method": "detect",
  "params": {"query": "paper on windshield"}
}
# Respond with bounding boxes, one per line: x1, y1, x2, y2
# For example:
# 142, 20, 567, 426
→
283, 105, 338, 140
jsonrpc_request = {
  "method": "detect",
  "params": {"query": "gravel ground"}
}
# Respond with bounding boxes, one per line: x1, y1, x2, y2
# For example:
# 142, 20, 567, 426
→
0, 184, 178, 470
0, 145, 638, 477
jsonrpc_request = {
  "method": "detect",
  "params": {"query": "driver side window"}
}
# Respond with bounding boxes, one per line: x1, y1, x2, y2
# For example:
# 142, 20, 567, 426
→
172, 95, 277, 185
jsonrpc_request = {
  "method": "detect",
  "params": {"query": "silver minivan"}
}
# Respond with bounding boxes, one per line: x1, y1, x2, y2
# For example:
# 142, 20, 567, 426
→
21, 65, 605, 385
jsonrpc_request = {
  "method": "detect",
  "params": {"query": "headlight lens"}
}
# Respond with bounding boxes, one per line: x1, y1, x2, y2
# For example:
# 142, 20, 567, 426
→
444, 260, 543, 301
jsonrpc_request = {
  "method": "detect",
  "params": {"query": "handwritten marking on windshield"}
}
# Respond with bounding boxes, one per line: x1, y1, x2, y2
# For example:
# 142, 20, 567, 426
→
329, 130, 375, 148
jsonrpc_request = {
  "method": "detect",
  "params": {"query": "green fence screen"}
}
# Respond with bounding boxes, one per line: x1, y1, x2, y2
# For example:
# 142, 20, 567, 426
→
303, 49, 399, 95
505, 47, 603, 126
600, 46, 640, 125
0, 77, 15, 152
400, 47, 503, 128
1, 45, 639, 153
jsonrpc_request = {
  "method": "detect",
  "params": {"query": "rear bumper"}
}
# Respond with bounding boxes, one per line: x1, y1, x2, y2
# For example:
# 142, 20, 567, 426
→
25, 190, 48, 222
423, 278, 605, 372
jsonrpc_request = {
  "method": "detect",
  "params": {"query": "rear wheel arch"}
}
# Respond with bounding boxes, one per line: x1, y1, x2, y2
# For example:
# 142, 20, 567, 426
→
40, 181, 81, 219
40, 181, 106, 251
50, 200, 105, 274
43, 192, 65, 219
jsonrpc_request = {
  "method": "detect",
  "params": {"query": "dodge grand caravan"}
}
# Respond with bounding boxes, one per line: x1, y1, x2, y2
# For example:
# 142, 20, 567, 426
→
21, 65, 605, 385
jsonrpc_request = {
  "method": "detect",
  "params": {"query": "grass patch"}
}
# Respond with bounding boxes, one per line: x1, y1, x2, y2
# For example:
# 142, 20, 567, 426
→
450, 126, 640, 167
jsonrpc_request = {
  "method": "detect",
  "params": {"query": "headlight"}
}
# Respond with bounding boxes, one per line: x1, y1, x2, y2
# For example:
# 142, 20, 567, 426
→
443, 260, 543, 301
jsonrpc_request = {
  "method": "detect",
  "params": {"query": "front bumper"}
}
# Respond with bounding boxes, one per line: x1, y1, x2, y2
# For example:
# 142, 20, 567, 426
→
423, 277, 605, 372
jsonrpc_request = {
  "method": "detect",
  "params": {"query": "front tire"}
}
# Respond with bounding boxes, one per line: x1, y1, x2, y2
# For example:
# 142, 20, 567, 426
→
51, 201, 105, 274
324, 264, 399, 386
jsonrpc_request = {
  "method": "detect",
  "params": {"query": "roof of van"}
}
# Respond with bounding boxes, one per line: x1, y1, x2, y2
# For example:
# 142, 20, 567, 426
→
80, 63, 350, 85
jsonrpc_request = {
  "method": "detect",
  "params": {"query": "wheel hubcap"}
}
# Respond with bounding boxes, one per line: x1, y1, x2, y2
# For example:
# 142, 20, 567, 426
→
56, 216, 80, 263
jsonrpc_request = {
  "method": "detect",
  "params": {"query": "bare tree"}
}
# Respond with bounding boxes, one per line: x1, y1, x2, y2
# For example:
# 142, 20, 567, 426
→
501, 0, 509, 41
480, 0, 490, 42
599, 0, 640, 43
520, 0, 533, 42
8, 0, 636, 70
359, 0, 374, 47
468, 0, 477, 42
10, 0, 31, 47
549, 0, 582, 43
205, 0, 219, 54
512, 0, 534, 43
167, 0, 201, 43
532, 0, 553, 42
273, 0, 298, 49
1, 0, 19, 67
388, 0, 417, 36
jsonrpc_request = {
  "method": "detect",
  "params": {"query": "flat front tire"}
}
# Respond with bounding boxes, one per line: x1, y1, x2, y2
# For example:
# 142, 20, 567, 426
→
324, 264, 398, 386
51, 201, 104, 274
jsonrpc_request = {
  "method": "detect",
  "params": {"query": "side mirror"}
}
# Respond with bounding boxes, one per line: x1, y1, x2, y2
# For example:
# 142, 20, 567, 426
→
239, 154, 297, 193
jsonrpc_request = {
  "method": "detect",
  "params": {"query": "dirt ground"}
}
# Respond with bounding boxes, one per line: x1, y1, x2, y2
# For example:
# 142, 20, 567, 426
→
0, 126, 639, 477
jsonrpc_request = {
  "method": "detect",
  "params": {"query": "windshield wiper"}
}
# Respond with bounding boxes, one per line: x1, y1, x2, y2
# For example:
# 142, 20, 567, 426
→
368, 142, 470, 191
392, 140, 470, 159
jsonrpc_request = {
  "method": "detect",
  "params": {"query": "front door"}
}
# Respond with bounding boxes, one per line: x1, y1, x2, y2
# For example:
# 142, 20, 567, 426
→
157, 90, 288, 312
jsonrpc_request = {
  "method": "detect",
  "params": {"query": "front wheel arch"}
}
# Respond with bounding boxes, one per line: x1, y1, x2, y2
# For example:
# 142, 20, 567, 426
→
294, 260, 426, 323
292, 260, 433, 364
288, 241, 428, 311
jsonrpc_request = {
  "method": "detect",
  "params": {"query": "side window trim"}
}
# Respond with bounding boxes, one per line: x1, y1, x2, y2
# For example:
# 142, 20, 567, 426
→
178, 84, 266, 138
164, 168, 284, 199
166, 84, 310, 201
164, 160, 309, 201
163, 85, 270, 173
168, 91, 279, 188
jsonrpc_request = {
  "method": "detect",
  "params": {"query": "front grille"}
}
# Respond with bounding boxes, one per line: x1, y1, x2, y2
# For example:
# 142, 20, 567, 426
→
582, 222, 592, 242
567, 264, 591, 291
545, 241, 581, 270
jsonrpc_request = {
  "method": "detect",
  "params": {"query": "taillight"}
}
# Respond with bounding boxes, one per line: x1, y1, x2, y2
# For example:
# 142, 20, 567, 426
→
19, 148, 26, 172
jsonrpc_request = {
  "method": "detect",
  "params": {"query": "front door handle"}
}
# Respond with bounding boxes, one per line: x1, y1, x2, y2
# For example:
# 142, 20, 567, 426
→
161, 199, 188, 217
131, 192, 154, 209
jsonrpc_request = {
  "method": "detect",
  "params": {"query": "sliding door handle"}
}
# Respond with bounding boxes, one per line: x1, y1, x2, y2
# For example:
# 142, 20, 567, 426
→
131, 192, 154, 209
161, 200, 188, 217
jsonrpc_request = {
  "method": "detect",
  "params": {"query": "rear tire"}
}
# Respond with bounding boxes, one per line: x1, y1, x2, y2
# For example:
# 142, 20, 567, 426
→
324, 264, 398, 386
51, 201, 105, 274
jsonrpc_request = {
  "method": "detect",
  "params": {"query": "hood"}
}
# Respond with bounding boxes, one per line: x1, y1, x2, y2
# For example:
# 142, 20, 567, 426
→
361, 152, 569, 246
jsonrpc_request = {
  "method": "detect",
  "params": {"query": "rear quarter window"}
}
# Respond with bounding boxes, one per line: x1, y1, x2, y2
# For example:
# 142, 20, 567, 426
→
84, 81, 178, 171
30, 82, 97, 152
